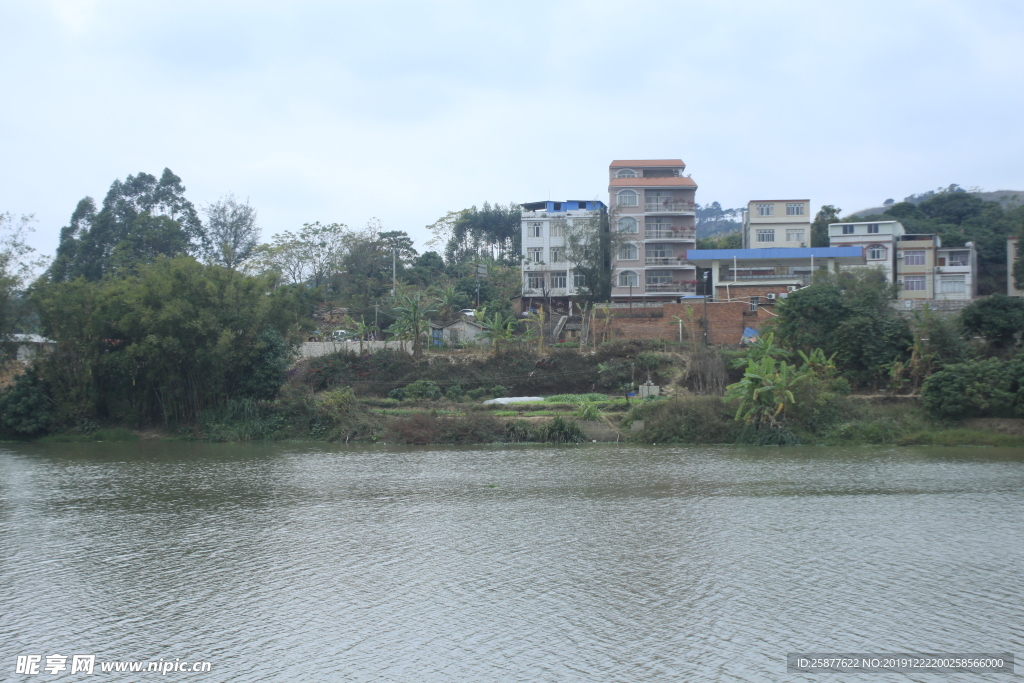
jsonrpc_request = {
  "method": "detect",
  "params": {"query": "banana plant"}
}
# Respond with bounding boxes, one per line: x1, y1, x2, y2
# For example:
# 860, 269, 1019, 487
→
725, 355, 809, 431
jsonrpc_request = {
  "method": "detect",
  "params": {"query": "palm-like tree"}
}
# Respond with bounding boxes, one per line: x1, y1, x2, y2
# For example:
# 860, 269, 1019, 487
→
433, 283, 469, 320
477, 310, 516, 355
389, 291, 438, 359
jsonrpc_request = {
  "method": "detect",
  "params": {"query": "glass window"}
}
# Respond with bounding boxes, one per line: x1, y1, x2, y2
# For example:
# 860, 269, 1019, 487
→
573, 272, 586, 288
617, 217, 638, 233
526, 274, 544, 290
617, 190, 638, 206
551, 271, 567, 288
527, 247, 543, 263
549, 222, 564, 238
617, 243, 638, 260
786, 203, 804, 216
867, 223, 879, 234
842, 225, 855, 234
645, 270, 672, 284
903, 250, 925, 265
615, 169, 637, 178
903, 276, 926, 291
940, 275, 965, 293
756, 229, 775, 242
527, 222, 542, 238
645, 244, 670, 259
757, 203, 774, 216
617, 271, 639, 287
867, 244, 887, 260
550, 247, 564, 263
948, 250, 969, 266
786, 229, 805, 242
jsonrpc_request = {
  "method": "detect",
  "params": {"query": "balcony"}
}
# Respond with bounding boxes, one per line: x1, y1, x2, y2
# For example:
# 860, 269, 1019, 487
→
645, 228, 696, 240
645, 257, 692, 266
645, 282, 698, 293
644, 200, 696, 214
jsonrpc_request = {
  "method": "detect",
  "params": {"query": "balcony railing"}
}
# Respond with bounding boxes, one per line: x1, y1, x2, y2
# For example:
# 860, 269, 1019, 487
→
645, 282, 697, 293
645, 228, 696, 240
644, 201, 696, 213
645, 257, 690, 266
719, 268, 811, 283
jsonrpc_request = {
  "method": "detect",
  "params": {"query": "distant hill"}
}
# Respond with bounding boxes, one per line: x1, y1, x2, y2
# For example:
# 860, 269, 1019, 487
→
696, 202, 742, 239
849, 187, 1024, 218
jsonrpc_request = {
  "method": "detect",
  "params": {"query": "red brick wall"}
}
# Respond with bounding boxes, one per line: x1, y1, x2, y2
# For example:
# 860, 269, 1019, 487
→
601, 300, 775, 346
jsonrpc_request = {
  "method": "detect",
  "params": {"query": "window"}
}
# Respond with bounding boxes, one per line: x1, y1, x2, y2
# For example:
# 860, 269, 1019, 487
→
903, 250, 925, 266
940, 275, 965, 294
617, 216, 638, 233
550, 247, 564, 263
756, 229, 775, 243
526, 273, 544, 290
645, 270, 672, 284
786, 229, 805, 242
867, 223, 879, 234
527, 247, 543, 263
647, 219, 672, 233
617, 270, 639, 287
572, 218, 593, 230
903, 276, 926, 291
617, 243, 638, 260
617, 189, 638, 206
615, 169, 637, 178
646, 244, 670, 259
573, 272, 586, 288
786, 203, 804, 216
948, 250, 969, 266
551, 271, 567, 289
549, 222, 564, 238
867, 244, 887, 260
842, 225, 855, 235
527, 222, 542, 238
757, 203, 774, 216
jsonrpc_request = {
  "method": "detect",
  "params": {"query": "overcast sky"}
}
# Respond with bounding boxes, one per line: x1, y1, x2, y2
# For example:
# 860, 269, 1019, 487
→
2, 0, 1023, 259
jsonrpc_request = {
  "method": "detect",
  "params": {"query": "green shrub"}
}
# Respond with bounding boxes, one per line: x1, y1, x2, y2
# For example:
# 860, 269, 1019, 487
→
921, 357, 1021, 419
629, 396, 740, 444
465, 387, 490, 401
0, 369, 54, 436
404, 379, 442, 400
387, 387, 407, 401
384, 412, 504, 444
445, 384, 463, 401
544, 393, 608, 403
576, 401, 600, 420
489, 384, 507, 398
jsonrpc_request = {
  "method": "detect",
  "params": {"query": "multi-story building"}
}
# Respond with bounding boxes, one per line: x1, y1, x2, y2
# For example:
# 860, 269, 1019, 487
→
520, 200, 606, 313
608, 159, 698, 304
828, 220, 976, 301
742, 199, 811, 249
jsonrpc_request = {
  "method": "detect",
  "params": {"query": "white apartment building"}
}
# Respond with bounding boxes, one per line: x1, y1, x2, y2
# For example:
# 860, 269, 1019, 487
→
608, 159, 698, 303
828, 220, 976, 301
520, 200, 606, 309
742, 199, 811, 249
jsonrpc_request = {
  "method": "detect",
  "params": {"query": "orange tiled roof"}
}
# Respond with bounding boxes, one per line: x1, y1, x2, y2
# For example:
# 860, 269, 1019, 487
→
609, 177, 697, 187
610, 159, 685, 167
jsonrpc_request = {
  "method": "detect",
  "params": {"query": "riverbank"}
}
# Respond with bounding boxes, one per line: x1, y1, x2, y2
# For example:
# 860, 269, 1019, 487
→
19, 393, 1024, 448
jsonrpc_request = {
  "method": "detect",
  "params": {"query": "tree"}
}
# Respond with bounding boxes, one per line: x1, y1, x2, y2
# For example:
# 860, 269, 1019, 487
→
0, 213, 46, 346
775, 271, 911, 386
960, 295, 1024, 349
49, 169, 204, 282
725, 355, 809, 437
204, 195, 260, 269
427, 203, 521, 266
33, 256, 312, 426
388, 291, 437, 359
256, 222, 349, 288
476, 309, 516, 354
810, 205, 841, 247
561, 207, 617, 306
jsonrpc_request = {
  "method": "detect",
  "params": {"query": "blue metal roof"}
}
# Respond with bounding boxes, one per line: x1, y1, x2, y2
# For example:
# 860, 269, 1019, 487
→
687, 247, 862, 260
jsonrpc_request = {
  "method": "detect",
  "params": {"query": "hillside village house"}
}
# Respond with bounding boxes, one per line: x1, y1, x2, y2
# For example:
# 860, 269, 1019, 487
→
741, 199, 811, 249
520, 200, 606, 317
608, 160, 699, 305
828, 220, 976, 303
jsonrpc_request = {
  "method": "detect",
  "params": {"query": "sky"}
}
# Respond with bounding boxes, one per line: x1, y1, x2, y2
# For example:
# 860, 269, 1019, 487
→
2, 0, 1023, 260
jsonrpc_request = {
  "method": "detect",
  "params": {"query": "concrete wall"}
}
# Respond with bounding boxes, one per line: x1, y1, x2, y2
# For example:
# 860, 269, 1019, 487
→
299, 340, 413, 358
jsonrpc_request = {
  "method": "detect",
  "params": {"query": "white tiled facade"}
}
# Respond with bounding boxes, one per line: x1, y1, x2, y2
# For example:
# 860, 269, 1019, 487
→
520, 200, 605, 299
742, 199, 811, 249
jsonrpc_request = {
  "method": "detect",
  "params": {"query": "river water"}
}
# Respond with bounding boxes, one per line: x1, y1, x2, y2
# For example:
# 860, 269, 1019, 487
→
1, 442, 1021, 681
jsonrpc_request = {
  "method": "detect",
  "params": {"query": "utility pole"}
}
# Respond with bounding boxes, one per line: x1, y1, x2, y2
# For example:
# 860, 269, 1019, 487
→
391, 249, 397, 297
